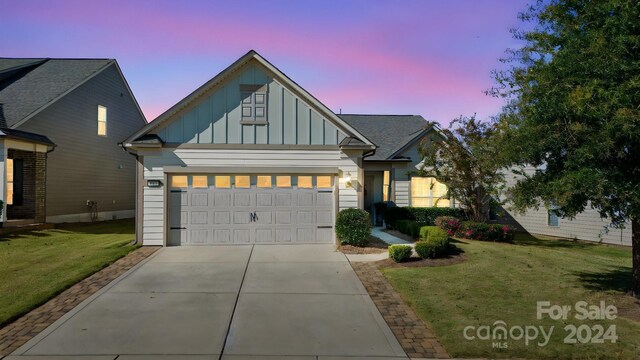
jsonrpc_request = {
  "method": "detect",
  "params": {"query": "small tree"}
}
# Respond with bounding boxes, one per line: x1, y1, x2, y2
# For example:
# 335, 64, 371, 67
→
418, 116, 505, 222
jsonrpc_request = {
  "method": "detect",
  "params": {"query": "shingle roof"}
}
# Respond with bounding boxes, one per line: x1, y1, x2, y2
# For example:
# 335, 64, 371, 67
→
338, 114, 432, 161
0, 128, 55, 146
0, 58, 113, 128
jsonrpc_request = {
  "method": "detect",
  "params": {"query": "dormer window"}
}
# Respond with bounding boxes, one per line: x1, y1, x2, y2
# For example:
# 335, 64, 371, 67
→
239, 84, 268, 125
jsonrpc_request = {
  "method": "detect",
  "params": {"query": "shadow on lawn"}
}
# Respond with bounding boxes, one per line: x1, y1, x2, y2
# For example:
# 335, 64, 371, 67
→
0, 219, 134, 241
514, 233, 600, 251
574, 266, 632, 293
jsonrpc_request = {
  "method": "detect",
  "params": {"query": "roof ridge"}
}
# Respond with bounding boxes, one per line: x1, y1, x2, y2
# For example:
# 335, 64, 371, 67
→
339, 113, 422, 117
0, 57, 114, 61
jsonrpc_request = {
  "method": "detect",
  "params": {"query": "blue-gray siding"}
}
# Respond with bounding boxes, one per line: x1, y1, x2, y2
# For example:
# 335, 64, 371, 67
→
154, 62, 347, 145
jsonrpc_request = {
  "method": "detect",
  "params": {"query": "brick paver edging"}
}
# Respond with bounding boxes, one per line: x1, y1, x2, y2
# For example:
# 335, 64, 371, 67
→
351, 261, 450, 359
0, 246, 160, 356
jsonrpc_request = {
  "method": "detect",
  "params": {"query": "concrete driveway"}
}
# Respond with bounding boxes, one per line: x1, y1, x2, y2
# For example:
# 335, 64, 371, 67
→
8, 245, 407, 360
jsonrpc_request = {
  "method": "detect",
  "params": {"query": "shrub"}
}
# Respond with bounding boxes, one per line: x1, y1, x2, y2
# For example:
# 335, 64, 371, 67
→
384, 207, 412, 229
396, 220, 427, 239
455, 221, 514, 243
405, 207, 466, 225
388, 244, 413, 262
415, 228, 451, 259
434, 216, 462, 236
335, 208, 371, 246
419, 225, 436, 240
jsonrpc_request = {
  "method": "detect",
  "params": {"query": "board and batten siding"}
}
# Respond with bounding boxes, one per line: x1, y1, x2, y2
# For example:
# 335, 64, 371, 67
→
502, 167, 632, 246
139, 148, 360, 246
16, 64, 146, 220
152, 61, 348, 146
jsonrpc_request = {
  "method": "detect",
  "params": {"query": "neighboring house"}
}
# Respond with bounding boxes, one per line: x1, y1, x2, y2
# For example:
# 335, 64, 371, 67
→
495, 167, 633, 246
0, 58, 146, 224
123, 50, 454, 246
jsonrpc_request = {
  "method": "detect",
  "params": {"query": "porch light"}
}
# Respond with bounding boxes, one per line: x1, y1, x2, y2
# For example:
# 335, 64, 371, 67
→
342, 172, 352, 188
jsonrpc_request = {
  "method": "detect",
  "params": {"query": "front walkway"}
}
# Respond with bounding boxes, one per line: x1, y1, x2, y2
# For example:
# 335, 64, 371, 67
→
7, 245, 407, 359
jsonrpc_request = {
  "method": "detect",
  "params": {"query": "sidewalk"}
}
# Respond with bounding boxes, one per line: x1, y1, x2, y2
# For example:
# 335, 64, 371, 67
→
345, 227, 413, 262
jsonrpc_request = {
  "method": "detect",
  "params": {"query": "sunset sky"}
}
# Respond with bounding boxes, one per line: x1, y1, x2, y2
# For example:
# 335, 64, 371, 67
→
1, 0, 530, 126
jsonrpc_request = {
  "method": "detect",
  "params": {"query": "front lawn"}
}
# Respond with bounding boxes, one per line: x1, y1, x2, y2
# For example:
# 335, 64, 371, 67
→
0, 220, 138, 326
382, 233, 640, 359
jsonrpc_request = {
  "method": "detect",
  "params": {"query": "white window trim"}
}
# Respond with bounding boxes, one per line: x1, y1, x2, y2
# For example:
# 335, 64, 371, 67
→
98, 105, 108, 136
410, 176, 451, 208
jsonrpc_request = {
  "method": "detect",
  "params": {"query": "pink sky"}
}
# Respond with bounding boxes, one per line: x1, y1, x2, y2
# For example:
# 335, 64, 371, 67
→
0, 0, 529, 126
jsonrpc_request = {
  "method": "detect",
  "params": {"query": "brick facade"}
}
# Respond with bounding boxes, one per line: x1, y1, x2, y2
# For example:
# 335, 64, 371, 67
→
6, 149, 46, 222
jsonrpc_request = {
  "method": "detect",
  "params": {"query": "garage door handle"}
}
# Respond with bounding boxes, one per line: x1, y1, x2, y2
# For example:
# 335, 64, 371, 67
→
250, 212, 258, 222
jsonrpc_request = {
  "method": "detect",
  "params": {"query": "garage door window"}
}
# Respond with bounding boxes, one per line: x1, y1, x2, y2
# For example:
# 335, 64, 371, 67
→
215, 176, 231, 188
276, 176, 291, 188
172, 175, 188, 188
316, 176, 332, 188
257, 175, 272, 188
192, 176, 208, 188
235, 175, 250, 188
297, 176, 312, 188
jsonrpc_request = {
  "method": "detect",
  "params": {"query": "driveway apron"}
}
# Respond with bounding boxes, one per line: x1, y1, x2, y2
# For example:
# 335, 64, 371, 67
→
8, 245, 406, 360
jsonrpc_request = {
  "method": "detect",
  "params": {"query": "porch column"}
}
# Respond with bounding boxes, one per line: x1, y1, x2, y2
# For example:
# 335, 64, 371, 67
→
0, 140, 5, 223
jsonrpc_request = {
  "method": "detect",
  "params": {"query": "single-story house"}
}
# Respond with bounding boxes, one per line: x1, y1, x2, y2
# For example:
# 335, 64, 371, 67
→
0, 58, 147, 224
123, 50, 454, 246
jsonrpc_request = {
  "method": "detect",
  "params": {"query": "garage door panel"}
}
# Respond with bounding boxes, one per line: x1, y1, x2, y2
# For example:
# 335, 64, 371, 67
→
275, 229, 292, 242
234, 229, 250, 243
214, 211, 231, 224
215, 193, 231, 206
255, 229, 273, 243
256, 193, 272, 206
190, 211, 208, 225
169, 175, 335, 245
234, 193, 251, 206
190, 193, 209, 207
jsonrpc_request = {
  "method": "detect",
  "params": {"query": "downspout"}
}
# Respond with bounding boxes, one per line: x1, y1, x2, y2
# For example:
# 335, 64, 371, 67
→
120, 143, 141, 245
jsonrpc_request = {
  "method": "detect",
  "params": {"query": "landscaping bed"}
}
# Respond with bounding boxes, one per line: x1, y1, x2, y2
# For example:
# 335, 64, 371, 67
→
338, 235, 388, 254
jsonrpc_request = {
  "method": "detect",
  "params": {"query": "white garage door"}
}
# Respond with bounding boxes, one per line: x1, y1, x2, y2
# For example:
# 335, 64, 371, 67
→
168, 174, 335, 245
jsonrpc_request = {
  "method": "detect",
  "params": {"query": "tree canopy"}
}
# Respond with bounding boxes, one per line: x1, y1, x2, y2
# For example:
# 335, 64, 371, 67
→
491, 0, 640, 296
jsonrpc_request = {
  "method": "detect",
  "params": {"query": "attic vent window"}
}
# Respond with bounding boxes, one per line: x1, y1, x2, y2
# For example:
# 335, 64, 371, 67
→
97, 105, 107, 136
239, 84, 268, 125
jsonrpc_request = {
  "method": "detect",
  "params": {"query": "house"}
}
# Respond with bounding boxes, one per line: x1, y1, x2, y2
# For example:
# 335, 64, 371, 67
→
496, 167, 633, 246
123, 50, 454, 246
0, 58, 146, 224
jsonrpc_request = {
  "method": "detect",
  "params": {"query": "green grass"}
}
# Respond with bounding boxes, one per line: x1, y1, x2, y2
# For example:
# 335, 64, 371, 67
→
382, 233, 640, 359
0, 220, 138, 326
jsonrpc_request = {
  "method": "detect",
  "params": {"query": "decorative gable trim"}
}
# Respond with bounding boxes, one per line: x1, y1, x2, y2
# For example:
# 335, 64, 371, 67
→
123, 50, 373, 148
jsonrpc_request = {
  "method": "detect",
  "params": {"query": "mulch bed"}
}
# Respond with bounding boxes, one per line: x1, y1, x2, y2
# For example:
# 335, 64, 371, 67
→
338, 235, 389, 254
376, 252, 467, 268
0, 246, 160, 356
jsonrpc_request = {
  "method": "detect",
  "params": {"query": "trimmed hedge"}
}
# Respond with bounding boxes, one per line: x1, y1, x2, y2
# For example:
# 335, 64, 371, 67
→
388, 244, 413, 262
455, 221, 515, 243
419, 225, 436, 240
335, 208, 371, 246
385, 206, 465, 229
415, 227, 451, 259
396, 220, 428, 239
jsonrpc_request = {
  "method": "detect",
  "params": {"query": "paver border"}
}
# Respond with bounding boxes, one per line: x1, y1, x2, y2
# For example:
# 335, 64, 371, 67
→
350, 261, 450, 359
0, 246, 161, 356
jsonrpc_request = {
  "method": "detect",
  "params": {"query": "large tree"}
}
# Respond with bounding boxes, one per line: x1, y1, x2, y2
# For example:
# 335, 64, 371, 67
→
492, 0, 640, 297
419, 116, 505, 222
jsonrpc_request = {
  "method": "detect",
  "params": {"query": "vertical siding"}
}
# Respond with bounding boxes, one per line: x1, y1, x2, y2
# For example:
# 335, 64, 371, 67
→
17, 64, 146, 217
140, 148, 362, 245
152, 60, 347, 146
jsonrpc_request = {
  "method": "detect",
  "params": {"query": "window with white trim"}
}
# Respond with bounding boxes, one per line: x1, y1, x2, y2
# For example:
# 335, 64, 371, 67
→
97, 105, 107, 136
410, 177, 450, 208
382, 171, 390, 202
548, 205, 560, 227
240, 84, 267, 124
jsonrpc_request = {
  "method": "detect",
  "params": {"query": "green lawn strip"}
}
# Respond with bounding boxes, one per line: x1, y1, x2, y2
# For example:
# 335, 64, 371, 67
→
382, 233, 640, 359
0, 220, 138, 326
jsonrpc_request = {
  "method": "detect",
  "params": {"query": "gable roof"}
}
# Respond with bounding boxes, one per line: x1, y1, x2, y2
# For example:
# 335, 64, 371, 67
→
123, 50, 373, 148
338, 114, 434, 161
0, 58, 146, 128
